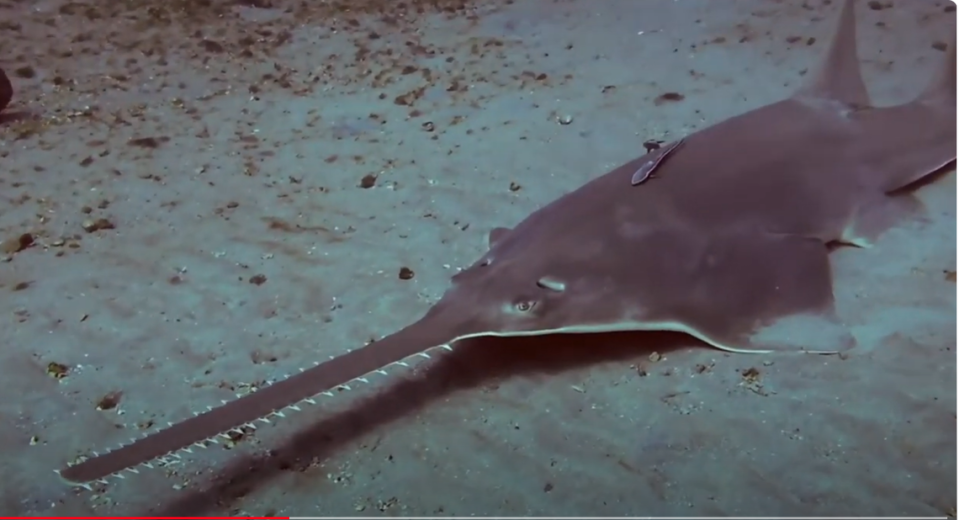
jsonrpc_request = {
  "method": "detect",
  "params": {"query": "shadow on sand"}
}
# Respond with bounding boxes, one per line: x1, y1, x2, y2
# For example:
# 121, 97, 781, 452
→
146, 330, 697, 515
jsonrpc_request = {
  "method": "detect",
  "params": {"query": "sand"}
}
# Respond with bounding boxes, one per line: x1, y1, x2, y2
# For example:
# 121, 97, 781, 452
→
0, 0, 955, 516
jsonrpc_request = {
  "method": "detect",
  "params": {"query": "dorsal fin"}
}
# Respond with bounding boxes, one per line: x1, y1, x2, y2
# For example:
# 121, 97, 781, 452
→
916, 34, 956, 107
793, 0, 870, 107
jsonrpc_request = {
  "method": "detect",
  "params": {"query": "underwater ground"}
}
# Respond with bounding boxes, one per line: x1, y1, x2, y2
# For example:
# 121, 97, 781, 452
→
0, 0, 955, 516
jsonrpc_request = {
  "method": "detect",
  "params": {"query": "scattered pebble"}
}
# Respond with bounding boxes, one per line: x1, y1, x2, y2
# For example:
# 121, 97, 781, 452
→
648, 351, 662, 363
96, 391, 123, 411
654, 92, 685, 105
46, 362, 70, 380
643, 140, 664, 153
741, 366, 761, 383
398, 266, 415, 280
509, 181, 522, 192
359, 173, 378, 188
223, 428, 250, 449
0, 67, 11, 113
739, 366, 767, 396
0, 233, 34, 254
376, 497, 399, 512
127, 136, 167, 148
249, 274, 267, 285
13, 66, 35, 79
81, 218, 115, 233
556, 114, 573, 125
199, 39, 225, 53
250, 349, 278, 364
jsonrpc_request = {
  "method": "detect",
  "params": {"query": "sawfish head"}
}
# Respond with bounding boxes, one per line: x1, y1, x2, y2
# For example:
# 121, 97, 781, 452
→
416, 224, 653, 345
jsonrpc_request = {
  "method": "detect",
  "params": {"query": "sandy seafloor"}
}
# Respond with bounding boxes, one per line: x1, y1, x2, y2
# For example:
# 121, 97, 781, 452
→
0, 0, 955, 516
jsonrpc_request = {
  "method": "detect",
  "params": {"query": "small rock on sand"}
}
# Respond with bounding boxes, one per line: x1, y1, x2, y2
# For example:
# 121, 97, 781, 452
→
0, 68, 11, 113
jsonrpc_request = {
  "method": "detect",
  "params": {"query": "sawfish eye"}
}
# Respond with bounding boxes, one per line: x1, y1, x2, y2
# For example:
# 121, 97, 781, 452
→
514, 300, 536, 313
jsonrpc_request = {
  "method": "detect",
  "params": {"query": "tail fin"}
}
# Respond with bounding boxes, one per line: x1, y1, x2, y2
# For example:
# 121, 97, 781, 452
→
793, 0, 871, 107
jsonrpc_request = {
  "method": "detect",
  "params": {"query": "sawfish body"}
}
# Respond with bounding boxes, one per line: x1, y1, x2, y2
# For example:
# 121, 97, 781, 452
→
58, 0, 956, 486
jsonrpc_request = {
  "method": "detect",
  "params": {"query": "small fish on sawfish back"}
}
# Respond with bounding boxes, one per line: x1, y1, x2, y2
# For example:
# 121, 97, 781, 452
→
631, 137, 685, 185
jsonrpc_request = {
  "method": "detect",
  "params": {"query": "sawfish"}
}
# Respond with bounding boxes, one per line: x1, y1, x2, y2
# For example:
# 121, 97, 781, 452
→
57, 0, 956, 486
